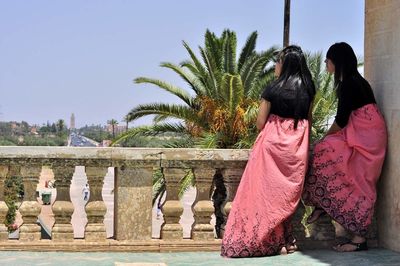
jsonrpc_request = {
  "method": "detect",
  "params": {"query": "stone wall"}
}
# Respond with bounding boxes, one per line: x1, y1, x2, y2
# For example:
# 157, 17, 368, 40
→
365, 0, 400, 252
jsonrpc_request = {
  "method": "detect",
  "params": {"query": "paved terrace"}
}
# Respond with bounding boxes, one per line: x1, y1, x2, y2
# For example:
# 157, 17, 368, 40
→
1, 249, 400, 266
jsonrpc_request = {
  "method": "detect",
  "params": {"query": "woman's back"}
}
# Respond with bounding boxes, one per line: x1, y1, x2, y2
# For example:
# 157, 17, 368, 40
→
261, 81, 312, 120
336, 75, 376, 128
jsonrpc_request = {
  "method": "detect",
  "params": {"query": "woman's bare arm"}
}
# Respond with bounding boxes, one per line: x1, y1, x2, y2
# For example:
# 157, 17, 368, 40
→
256, 99, 271, 131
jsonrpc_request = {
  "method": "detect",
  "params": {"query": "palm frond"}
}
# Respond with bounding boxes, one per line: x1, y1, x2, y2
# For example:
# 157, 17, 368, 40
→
152, 169, 165, 205
238, 31, 258, 72
194, 132, 220, 148
240, 46, 277, 95
162, 137, 194, 148
199, 46, 219, 96
111, 123, 188, 146
222, 30, 237, 74
160, 62, 204, 96
178, 170, 195, 199
247, 68, 275, 99
243, 101, 259, 123
126, 103, 205, 126
205, 29, 223, 74
220, 74, 244, 115
182, 41, 208, 78
134, 77, 195, 108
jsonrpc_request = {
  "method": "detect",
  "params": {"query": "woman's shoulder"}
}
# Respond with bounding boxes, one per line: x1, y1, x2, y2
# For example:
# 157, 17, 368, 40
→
261, 82, 278, 100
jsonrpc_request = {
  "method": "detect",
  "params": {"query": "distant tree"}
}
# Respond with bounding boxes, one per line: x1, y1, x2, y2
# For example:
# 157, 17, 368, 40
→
51, 123, 57, 133
56, 119, 66, 136
20, 121, 29, 133
107, 119, 118, 138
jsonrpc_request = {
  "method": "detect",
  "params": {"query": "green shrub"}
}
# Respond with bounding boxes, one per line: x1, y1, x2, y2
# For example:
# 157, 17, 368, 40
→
4, 176, 24, 232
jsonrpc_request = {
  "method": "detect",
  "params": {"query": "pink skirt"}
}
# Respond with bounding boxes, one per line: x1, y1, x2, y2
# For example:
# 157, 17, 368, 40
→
303, 104, 387, 236
221, 114, 310, 257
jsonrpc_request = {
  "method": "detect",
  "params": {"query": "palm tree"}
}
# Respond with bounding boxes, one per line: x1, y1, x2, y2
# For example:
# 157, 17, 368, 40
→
107, 119, 118, 138
55, 119, 65, 136
113, 29, 277, 218
114, 29, 277, 149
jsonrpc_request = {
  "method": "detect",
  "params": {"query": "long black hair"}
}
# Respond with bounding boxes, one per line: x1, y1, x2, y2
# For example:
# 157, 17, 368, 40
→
326, 42, 369, 95
270, 45, 316, 128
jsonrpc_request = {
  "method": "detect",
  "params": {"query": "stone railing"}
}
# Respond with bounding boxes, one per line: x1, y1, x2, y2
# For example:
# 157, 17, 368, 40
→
0, 146, 376, 251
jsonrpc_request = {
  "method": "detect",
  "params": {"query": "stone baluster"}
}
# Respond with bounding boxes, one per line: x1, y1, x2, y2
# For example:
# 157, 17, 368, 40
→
84, 166, 108, 241
191, 167, 215, 240
19, 164, 42, 241
220, 168, 243, 238
0, 166, 9, 240
160, 167, 186, 240
52, 165, 75, 241
114, 165, 153, 240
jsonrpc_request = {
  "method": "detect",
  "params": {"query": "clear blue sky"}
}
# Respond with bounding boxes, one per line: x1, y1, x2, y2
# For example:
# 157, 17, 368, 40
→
0, 0, 364, 128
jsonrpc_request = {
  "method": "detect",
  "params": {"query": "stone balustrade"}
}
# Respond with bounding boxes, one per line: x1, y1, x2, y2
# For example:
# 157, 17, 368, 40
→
0, 146, 376, 251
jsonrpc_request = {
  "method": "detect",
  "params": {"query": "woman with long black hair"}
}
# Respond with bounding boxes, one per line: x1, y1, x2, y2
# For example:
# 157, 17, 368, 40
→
221, 45, 315, 257
303, 42, 387, 252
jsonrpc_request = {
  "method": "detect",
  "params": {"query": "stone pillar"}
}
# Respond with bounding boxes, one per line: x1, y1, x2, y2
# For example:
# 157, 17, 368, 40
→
0, 166, 9, 240
191, 167, 215, 240
19, 165, 42, 241
114, 165, 153, 240
84, 166, 108, 241
365, 0, 400, 252
220, 168, 243, 237
52, 165, 75, 241
160, 167, 185, 240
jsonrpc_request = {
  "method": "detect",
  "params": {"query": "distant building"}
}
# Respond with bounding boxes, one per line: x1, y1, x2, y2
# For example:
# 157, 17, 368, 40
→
106, 124, 126, 135
70, 113, 75, 130
30, 126, 39, 135
100, 140, 112, 147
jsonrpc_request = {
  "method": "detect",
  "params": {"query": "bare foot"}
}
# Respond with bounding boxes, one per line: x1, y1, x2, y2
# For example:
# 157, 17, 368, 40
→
333, 236, 367, 252
280, 246, 288, 255
286, 243, 298, 253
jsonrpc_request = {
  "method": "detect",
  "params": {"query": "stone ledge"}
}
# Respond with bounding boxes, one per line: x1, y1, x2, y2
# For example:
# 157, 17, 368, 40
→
0, 239, 222, 252
0, 238, 378, 252
0, 146, 250, 161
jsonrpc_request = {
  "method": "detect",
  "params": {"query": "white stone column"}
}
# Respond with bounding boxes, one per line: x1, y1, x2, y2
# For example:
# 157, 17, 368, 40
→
191, 167, 215, 240
84, 166, 108, 241
19, 165, 42, 241
160, 167, 185, 240
51, 165, 75, 241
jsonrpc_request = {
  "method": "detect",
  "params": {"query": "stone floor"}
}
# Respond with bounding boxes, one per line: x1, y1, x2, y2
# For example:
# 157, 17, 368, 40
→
0, 249, 400, 266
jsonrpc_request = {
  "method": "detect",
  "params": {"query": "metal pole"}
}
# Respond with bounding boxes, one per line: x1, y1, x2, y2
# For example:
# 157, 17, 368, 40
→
283, 0, 291, 47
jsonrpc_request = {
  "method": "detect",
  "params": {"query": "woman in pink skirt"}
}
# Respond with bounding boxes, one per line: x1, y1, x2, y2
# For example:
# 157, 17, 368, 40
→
221, 45, 316, 257
303, 42, 387, 252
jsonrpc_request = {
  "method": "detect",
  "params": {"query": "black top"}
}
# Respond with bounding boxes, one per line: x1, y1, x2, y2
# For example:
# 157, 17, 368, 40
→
261, 84, 312, 120
335, 76, 376, 128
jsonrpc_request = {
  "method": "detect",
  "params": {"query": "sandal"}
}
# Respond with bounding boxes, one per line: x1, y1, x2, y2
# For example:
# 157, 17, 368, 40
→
306, 207, 326, 224
333, 241, 368, 252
